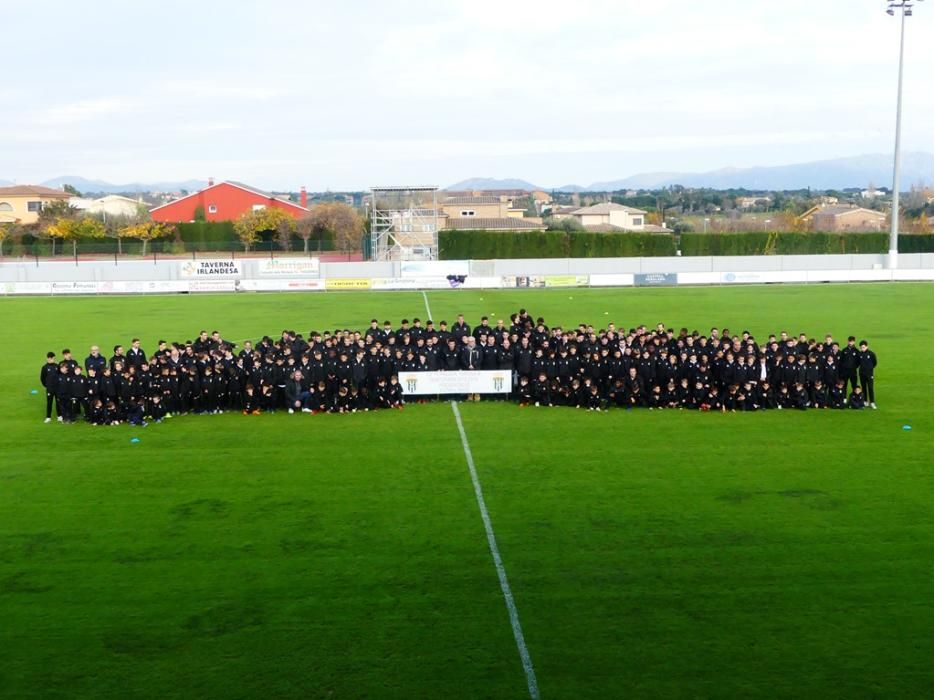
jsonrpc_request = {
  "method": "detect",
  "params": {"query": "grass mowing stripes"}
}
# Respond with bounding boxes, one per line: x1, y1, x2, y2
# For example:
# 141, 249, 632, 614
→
1, 283, 933, 699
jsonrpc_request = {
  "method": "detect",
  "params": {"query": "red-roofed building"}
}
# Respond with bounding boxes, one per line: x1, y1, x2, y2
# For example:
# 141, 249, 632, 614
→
150, 180, 308, 223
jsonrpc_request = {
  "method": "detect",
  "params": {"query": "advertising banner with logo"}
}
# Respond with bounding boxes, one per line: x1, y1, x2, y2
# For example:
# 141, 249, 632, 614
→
544, 275, 589, 288
398, 370, 512, 395
238, 279, 325, 292
2, 282, 54, 295
371, 277, 453, 290
51, 281, 100, 294
257, 258, 320, 276
98, 280, 189, 294
237, 280, 324, 292
179, 260, 242, 278
188, 280, 238, 293
634, 272, 678, 287
400, 260, 469, 278
719, 271, 806, 284
325, 278, 372, 290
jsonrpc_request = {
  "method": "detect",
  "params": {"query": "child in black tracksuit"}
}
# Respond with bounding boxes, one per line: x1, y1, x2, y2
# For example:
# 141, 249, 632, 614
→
849, 386, 866, 409
829, 380, 848, 409
40, 353, 59, 422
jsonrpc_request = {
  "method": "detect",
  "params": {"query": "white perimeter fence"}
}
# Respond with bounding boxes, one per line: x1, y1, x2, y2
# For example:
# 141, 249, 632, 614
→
1, 254, 933, 295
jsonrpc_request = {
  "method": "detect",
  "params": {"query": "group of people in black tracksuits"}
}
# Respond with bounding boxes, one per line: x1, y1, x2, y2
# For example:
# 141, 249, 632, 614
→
39, 309, 879, 425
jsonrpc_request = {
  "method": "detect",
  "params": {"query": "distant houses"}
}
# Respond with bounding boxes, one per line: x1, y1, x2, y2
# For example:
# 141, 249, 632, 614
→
150, 180, 308, 223
437, 194, 545, 231
569, 202, 672, 233
70, 194, 144, 219
811, 206, 887, 232
0, 185, 71, 224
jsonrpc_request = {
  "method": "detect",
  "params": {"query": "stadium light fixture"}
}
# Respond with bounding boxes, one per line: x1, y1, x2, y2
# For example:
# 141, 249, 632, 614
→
886, 0, 924, 269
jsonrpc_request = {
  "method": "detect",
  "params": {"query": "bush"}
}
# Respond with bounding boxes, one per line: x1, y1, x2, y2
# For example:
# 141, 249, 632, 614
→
176, 221, 237, 251
438, 230, 675, 259
679, 232, 901, 256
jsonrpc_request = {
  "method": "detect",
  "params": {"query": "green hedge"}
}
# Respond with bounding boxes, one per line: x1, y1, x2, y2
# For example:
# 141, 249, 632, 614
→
176, 221, 237, 250
438, 230, 676, 259
679, 232, 934, 256
898, 234, 934, 253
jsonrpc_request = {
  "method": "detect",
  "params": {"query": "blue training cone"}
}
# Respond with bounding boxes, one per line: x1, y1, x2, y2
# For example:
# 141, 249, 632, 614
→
130, 437, 141, 443
30, 389, 38, 395
902, 425, 912, 431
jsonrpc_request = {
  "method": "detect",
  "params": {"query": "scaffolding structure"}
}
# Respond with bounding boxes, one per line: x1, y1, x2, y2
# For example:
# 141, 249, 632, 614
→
369, 186, 439, 261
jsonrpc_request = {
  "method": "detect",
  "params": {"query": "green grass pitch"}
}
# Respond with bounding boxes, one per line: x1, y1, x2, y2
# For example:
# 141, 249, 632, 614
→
1, 284, 933, 699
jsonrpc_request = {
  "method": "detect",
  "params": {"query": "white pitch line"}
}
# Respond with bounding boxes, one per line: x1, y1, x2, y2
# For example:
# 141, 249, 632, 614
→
451, 401, 540, 700
421, 290, 433, 321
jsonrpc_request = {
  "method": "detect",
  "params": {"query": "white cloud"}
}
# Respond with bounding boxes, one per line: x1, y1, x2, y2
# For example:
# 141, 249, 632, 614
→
2, 0, 933, 187
35, 98, 136, 126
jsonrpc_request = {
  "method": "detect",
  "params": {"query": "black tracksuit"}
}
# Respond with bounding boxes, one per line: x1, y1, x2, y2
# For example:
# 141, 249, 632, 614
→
40, 362, 59, 419
858, 349, 877, 404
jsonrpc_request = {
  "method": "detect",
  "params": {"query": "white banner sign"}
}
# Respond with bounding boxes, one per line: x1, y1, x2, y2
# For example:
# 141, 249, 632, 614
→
97, 280, 190, 294
238, 278, 325, 291
400, 260, 470, 278
257, 258, 320, 276
179, 260, 242, 278
1, 281, 53, 295
371, 276, 455, 290
51, 281, 99, 294
398, 370, 512, 395
188, 279, 238, 293
589, 273, 635, 287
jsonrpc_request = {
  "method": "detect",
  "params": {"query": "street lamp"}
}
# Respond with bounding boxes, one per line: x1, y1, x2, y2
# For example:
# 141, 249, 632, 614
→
886, 0, 924, 269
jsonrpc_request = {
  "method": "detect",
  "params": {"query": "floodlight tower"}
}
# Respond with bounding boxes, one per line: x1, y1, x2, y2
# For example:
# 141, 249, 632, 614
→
886, 0, 923, 270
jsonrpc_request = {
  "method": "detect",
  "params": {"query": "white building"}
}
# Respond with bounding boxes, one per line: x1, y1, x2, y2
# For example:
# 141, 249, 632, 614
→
571, 202, 671, 232
70, 195, 146, 219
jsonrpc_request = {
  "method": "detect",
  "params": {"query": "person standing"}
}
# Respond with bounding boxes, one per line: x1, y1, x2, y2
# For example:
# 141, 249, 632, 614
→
460, 336, 483, 401
839, 336, 860, 395
126, 338, 147, 370
85, 345, 106, 374
858, 340, 878, 409
40, 352, 59, 423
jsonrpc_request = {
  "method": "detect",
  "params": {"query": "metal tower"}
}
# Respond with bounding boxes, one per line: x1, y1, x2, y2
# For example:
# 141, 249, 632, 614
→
369, 186, 439, 261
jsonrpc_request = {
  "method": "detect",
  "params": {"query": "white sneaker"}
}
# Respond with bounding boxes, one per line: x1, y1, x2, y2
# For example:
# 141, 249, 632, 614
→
288, 408, 294, 414
871, 402, 877, 409
57, 416, 63, 422
301, 408, 312, 413
44, 417, 51, 423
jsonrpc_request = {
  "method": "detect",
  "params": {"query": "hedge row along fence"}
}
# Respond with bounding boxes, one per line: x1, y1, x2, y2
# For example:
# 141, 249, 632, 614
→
438, 230, 934, 259
680, 232, 909, 256
438, 230, 677, 259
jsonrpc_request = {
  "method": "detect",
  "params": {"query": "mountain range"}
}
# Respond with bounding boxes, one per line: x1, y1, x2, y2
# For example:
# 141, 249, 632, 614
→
0, 176, 207, 194
45, 176, 208, 194
447, 152, 934, 192
4, 152, 932, 194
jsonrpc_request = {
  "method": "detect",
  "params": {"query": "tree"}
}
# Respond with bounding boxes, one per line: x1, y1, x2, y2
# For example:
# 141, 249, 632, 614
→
0, 223, 10, 257
118, 221, 174, 256
62, 184, 82, 197
46, 216, 106, 257
545, 216, 584, 233
276, 217, 295, 252
233, 207, 295, 252
298, 203, 363, 254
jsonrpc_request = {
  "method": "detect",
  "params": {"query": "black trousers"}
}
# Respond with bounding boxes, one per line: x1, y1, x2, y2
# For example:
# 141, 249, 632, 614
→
58, 394, 74, 421
842, 370, 859, 395
859, 373, 875, 403
46, 392, 57, 419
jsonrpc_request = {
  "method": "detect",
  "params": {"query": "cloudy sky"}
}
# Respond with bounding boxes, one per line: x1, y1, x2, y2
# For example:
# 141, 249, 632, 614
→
4, 0, 932, 189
